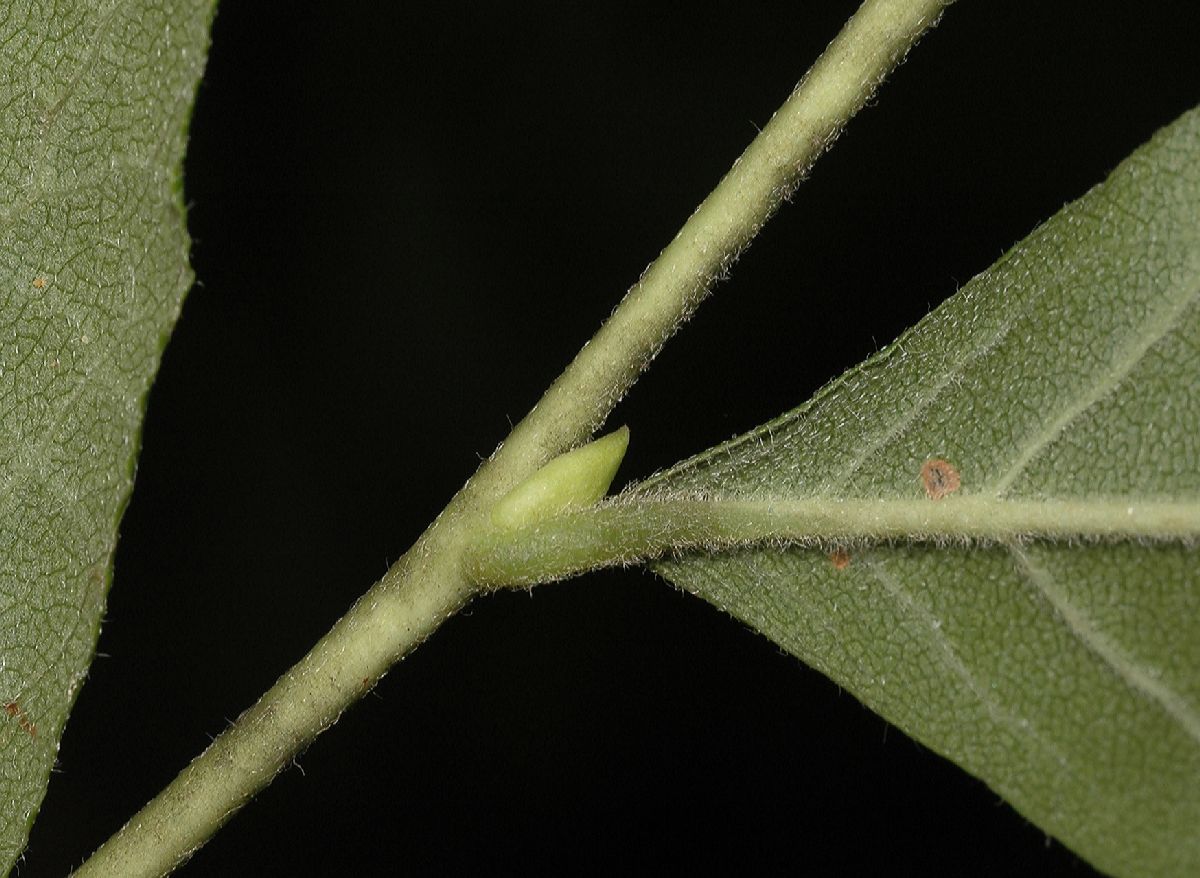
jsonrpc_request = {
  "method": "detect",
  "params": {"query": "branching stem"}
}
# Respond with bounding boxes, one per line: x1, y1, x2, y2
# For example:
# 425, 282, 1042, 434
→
74, 1, 955, 875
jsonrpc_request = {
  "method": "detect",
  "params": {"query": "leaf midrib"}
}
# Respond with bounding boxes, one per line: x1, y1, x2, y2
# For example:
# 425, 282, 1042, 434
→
466, 494, 1200, 590
615, 494, 1200, 541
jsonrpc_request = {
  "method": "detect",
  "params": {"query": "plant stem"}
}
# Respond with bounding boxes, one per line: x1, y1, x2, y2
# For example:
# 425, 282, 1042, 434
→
465, 496, 1200, 587
73, 1, 955, 875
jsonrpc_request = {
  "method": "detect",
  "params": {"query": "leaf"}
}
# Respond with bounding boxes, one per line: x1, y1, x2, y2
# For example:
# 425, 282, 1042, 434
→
640, 106, 1200, 876
0, 0, 214, 868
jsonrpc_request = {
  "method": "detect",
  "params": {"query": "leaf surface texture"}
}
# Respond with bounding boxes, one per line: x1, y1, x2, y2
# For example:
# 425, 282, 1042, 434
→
642, 107, 1200, 877
0, 1, 213, 867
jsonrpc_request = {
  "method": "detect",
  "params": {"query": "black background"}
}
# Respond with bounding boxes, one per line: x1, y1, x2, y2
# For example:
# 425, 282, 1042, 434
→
22, 2, 1200, 875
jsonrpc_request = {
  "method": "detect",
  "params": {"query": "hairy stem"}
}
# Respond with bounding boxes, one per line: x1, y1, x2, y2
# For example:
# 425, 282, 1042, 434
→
465, 496, 1200, 587
74, 1, 955, 875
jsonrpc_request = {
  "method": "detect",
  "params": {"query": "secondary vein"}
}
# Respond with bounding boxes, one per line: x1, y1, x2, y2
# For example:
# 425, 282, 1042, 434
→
1009, 544, 1200, 749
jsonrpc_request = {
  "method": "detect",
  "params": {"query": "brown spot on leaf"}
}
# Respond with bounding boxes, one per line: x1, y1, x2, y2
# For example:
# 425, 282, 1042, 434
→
829, 548, 851, 570
32, 276, 46, 289
921, 458, 961, 500
5, 701, 36, 738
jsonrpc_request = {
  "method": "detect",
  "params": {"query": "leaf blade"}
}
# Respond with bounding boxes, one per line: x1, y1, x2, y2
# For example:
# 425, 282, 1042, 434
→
645, 106, 1200, 876
0, 0, 214, 868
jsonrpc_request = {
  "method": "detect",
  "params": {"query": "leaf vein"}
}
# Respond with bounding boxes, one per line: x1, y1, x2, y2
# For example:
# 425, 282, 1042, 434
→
865, 558, 1075, 766
990, 283, 1200, 496
827, 275, 1047, 491
1008, 543, 1200, 749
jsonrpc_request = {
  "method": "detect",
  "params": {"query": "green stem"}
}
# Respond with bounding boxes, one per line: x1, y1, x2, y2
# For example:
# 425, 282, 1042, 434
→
73, 1, 955, 875
466, 496, 1200, 587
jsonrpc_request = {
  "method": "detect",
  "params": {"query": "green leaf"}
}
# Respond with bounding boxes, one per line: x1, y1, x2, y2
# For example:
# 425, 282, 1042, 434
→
0, 0, 214, 868
641, 106, 1200, 876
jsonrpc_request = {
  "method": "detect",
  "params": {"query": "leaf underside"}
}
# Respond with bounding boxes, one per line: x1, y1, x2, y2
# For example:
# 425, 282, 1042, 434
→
641, 107, 1200, 877
0, 0, 214, 869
